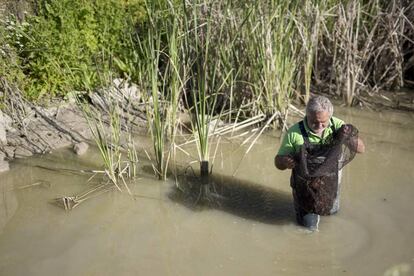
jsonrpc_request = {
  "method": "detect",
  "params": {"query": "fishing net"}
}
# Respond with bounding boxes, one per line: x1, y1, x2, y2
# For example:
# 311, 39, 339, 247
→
291, 124, 359, 215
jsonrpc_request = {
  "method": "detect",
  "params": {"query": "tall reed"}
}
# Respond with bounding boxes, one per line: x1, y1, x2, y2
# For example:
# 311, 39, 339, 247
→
139, 0, 185, 180
140, 33, 169, 180
181, 0, 239, 177
295, 1, 322, 103
78, 98, 132, 192
242, 1, 298, 120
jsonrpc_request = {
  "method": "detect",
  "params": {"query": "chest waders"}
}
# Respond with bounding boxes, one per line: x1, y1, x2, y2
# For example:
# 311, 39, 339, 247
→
291, 118, 341, 216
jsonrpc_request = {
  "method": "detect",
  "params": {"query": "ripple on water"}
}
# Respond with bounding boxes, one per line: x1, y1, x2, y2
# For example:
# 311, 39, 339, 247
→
277, 214, 371, 260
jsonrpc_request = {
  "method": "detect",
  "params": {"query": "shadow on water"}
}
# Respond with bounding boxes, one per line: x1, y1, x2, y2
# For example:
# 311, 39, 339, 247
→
169, 173, 295, 225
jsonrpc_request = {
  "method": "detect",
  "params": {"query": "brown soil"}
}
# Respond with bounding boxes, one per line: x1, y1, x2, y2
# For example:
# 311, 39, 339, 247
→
1, 103, 91, 159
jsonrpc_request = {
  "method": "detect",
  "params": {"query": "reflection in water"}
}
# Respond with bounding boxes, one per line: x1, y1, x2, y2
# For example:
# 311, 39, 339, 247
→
0, 181, 17, 234
383, 263, 411, 276
170, 173, 294, 225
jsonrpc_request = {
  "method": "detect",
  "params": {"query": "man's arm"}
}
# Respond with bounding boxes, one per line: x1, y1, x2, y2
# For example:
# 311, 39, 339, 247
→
342, 125, 365, 153
356, 137, 365, 153
274, 155, 296, 170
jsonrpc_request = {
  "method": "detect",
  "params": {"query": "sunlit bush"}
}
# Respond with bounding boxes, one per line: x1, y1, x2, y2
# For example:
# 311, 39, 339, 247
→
2, 0, 147, 100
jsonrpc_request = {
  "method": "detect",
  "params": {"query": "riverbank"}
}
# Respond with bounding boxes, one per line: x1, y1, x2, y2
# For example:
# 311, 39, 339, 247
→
0, 79, 150, 172
1, 81, 413, 174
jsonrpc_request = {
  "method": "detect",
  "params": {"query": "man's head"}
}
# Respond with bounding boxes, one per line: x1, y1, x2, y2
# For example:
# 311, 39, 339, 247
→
305, 96, 333, 135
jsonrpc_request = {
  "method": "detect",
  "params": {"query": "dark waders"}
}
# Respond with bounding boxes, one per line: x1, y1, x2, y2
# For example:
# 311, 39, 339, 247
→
291, 119, 340, 230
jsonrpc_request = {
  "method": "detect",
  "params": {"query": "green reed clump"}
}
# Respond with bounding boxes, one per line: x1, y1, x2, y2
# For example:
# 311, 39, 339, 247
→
77, 95, 137, 193
239, 2, 299, 116
294, 1, 322, 104
2, 0, 413, 110
215, 1, 299, 124
136, 0, 235, 179
137, 0, 186, 180
141, 37, 169, 180
138, 0, 301, 179
182, 0, 242, 170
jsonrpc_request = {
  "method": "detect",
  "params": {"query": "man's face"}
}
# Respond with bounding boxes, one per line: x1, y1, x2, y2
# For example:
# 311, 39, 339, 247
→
306, 111, 330, 134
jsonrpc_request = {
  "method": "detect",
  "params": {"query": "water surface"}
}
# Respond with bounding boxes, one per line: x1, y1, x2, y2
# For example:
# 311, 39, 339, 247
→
0, 107, 413, 276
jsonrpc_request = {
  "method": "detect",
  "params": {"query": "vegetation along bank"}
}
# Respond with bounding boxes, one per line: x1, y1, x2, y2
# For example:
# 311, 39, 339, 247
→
0, 0, 413, 179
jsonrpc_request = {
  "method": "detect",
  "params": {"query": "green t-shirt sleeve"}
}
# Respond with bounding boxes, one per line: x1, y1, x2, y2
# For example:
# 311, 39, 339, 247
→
277, 131, 296, 156
332, 117, 344, 131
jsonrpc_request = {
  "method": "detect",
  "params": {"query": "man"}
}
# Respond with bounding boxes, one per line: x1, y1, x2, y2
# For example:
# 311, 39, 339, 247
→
275, 96, 365, 231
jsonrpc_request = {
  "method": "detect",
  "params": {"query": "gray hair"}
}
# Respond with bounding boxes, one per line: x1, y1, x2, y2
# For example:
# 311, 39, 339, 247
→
306, 96, 333, 117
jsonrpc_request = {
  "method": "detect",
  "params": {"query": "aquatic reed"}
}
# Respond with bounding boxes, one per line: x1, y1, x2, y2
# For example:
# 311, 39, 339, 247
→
76, 91, 138, 192
2, 0, 414, 113
139, 0, 183, 180
180, 0, 239, 177
295, 1, 322, 104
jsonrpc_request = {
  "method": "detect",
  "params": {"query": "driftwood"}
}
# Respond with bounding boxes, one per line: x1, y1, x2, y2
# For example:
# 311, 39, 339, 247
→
53, 183, 114, 211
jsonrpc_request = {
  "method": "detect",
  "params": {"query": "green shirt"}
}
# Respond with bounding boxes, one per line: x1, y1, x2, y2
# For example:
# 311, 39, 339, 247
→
277, 116, 344, 155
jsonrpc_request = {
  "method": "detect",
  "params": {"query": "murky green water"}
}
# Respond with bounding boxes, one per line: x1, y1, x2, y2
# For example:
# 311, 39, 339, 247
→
0, 107, 413, 276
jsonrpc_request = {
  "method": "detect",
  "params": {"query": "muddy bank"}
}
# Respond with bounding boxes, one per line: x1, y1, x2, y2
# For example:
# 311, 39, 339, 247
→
358, 89, 414, 112
0, 103, 89, 159
0, 103, 93, 172
0, 80, 148, 172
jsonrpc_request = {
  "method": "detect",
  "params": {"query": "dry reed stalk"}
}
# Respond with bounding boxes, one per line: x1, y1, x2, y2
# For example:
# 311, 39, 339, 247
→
177, 113, 266, 148
294, 1, 322, 103
54, 183, 114, 210
334, 1, 363, 105
232, 111, 280, 177
369, 0, 410, 90
14, 181, 51, 190
313, 0, 413, 104
33, 165, 99, 175
0, 78, 37, 143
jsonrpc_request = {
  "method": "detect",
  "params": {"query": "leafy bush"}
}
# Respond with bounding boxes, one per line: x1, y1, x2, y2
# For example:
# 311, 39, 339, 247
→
4, 0, 147, 100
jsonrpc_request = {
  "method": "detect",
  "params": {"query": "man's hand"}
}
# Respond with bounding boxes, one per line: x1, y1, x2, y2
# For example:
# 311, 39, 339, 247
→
339, 124, 365, 153
342, 124, 352, 134
338, 124, 352, 141
275, 155, 296, 170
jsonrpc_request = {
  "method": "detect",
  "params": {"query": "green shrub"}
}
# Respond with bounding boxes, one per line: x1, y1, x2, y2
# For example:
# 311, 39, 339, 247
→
5, 0, 147, 100
0, 17, 26, 109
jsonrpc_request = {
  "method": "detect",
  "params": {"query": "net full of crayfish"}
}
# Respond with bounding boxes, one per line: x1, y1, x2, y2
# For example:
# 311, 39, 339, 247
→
291, 124, 359, 215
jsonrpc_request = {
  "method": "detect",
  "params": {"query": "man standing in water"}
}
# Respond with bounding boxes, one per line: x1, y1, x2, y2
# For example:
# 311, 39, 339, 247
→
275, 96, 365, 231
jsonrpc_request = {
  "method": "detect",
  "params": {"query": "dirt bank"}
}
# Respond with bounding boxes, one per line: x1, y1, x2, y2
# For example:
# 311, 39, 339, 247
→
0, 79, 148, 172
0, 103, 90, 160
